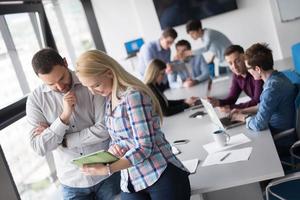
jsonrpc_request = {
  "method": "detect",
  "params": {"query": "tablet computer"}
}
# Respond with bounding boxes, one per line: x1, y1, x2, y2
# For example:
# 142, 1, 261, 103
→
72, 150, 119, 167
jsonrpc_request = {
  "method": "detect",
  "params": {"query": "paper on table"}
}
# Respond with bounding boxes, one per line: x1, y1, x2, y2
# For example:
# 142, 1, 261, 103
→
202, 147, 252, 167
203, 133, 251, 154
235, 96, 251, 104
182, 159, 199, 174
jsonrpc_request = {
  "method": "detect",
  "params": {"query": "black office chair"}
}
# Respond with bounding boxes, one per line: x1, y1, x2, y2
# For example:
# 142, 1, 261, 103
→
273, 84, 300, 170
265, 142, 300, 200
266, 171, 300, 200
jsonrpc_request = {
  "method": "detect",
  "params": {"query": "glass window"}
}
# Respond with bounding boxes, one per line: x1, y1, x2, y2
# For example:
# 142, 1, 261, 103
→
43, 0, 95, 69
0, 31, 23, 109
5, 13, 42, 93
59, 0, 95, 55
0, 117, 61, 200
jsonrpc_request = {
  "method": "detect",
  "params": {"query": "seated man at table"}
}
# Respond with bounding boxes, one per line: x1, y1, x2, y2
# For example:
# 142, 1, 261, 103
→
168, 40, 210, 88
207, 45, 263, 112
231, 43, 297, 155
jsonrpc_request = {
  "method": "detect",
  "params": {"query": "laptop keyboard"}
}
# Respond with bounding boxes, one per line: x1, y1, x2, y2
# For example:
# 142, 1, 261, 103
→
220, 117, 240, 126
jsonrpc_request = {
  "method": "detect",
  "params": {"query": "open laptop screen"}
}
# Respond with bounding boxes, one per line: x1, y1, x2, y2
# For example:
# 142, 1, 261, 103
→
201, 98, 225, 130
124, 38, 144, 56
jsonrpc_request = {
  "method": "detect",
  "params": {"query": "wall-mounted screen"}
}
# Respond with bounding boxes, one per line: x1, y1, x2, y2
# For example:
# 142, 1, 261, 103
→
153, 0, 238, 29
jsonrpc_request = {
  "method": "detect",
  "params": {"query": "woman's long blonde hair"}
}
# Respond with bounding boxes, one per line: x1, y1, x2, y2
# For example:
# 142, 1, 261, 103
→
76, 50, 163, 121
144, 59, 167, 85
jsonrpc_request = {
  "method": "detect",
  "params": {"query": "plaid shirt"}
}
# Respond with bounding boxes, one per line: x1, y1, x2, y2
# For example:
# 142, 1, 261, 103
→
105, 88, 187, 192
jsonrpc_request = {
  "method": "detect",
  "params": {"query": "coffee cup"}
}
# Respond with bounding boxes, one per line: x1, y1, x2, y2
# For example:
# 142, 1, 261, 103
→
212, 130, 230, 147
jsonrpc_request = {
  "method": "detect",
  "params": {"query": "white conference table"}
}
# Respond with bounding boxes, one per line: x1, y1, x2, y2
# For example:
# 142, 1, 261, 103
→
163, 79, 284, 200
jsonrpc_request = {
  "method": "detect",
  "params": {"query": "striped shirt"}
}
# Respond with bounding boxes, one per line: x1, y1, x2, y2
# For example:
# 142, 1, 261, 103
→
105, 88, 187, 192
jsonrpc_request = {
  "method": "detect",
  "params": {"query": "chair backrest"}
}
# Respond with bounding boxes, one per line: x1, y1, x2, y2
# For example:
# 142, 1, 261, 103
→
282, 69, 300, 84
266, 171, 300, 200
292, 43, 300, 74
295, 86, 300, 140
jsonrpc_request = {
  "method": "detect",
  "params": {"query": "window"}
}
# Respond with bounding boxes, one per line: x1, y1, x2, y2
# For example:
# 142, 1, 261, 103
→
43, 0, 95, 69
0, 1, 102, 199
5, 13, 42, 92
0, 117, 61, 200
0, 31, 23, 109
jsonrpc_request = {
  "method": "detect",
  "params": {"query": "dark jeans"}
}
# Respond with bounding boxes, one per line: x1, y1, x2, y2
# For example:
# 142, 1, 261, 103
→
121, 164, 191, 200
62, 172, 120, 200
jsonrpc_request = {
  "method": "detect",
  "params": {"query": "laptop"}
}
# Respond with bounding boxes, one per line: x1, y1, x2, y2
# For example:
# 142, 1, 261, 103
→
200, 98, 245, 130
124, 38, 144, 58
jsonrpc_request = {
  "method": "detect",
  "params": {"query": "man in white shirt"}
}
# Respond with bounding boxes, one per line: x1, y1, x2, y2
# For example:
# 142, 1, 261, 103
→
26, 48, 120, 200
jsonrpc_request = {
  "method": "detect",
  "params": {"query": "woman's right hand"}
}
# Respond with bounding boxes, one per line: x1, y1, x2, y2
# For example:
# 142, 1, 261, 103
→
108, 144, 128, 158
185, 96, 198, 106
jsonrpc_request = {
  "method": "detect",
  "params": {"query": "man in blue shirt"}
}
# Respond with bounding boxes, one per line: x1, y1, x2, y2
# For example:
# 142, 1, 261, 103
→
138, 28, 177, 77
232, 43, 297, 134
169, 40, 210, 88
186, 19, 231, 75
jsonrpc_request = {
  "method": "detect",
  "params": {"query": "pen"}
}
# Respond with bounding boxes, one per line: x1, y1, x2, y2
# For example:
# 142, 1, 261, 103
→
220, 152, 231, 161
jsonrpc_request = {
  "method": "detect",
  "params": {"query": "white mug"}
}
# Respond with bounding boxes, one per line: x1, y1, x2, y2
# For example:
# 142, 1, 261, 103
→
212, 130, 230, 147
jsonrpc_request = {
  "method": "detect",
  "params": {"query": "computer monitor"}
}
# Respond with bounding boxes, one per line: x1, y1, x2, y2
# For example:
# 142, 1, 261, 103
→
0, 145, 21, 200
124, 38, 144, 57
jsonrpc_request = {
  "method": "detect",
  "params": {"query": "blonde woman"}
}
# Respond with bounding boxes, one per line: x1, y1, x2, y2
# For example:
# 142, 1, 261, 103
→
144, 59, 198, 116
76, 50, 191, 200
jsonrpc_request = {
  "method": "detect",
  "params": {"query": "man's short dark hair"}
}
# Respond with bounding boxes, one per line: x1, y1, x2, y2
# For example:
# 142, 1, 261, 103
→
32, 48, 64, 75
186, 20, 202, 33
175, 40, 191, 50
224, 45, 244, 57
162, 27, 178, 39
245, 43, 274, 71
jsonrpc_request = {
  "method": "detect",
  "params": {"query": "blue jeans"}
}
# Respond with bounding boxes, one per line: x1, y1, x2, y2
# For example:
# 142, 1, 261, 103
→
62, 172, 120, 200
121, 164, 190, 200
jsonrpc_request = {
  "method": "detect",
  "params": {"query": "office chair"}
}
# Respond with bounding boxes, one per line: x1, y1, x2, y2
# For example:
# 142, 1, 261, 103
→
282, 70, 300, 84
266, 139, 300, 200
266, 171, 300, 200
292, 43, 300, 74
273, 84, 300, 169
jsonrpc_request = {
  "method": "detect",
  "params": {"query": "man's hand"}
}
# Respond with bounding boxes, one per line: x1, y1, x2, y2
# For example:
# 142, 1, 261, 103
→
231, 112, 247, 122
60, 91, 76, 125
207, 97, 220, 107
184, 96, 199, 106
33, 122, 49, 136
165, 63, 173, 74
183, 79, 196, 88
218, 105, 231, 113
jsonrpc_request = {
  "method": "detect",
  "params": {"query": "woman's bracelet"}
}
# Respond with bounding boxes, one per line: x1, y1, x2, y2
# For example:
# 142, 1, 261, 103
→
106, 164, 112, 176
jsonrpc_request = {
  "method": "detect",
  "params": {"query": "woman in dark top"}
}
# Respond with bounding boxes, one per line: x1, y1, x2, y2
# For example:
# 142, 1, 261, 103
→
144, 59, 198, 116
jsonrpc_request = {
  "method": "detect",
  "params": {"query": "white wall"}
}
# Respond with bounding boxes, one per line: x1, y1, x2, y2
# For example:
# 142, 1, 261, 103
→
269, 0, 300, 58
91, 0, 140, 60
91, 0, 297, 67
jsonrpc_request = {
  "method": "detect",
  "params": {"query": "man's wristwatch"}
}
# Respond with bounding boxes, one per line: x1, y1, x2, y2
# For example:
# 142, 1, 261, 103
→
62, 137, 67, 148
106, 164, 112, 176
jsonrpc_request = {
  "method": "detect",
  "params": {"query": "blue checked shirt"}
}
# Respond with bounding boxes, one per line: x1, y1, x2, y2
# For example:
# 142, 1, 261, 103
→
246, 71, 297, 134
138, 40, 171, 77
105, 88, 187, 192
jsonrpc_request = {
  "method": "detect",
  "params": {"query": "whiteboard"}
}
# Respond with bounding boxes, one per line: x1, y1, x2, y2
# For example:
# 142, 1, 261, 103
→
276, 0, 300, 22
